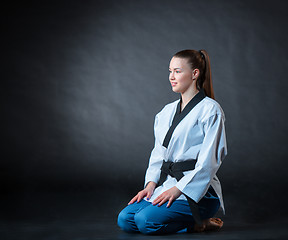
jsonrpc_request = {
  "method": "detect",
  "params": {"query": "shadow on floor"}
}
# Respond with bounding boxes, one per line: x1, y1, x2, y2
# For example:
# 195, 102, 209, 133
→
0, 192, 287, 240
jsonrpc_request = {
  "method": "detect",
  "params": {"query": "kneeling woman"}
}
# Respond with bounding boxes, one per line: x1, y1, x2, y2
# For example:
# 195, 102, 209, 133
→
117, 49, 227, 235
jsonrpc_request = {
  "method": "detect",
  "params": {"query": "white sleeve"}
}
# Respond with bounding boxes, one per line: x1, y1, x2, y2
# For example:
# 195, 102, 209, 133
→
175, 113, 227, 202
144, 114, 163, 187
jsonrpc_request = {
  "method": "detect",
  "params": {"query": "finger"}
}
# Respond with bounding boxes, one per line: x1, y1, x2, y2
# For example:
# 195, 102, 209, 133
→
146, 191, 152, 200
153, 193, 165, 205
137, 195, 142, 203
152, 195, 162, 205
157, 197, 168, 207
137, 192, 145, 203
128, 194, 138, 205
166, 197, 174, 208
128, 195, 138, 205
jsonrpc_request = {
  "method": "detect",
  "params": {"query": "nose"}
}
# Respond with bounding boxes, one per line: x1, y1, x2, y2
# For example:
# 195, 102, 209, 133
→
170, 71, 175, 80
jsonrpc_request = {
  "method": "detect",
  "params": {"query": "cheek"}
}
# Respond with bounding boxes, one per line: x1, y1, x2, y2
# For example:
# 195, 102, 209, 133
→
178, 74, 191, 84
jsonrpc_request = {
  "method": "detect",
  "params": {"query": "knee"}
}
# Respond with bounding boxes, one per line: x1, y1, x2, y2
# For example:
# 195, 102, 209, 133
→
134, 211, 162, 235
117, 210, 134, 233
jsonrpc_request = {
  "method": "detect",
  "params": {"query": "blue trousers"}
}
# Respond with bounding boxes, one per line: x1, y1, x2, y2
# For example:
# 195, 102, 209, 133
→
117, 186, 220, 235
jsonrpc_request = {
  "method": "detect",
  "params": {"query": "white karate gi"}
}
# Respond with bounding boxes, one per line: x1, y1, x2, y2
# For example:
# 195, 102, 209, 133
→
144, 96, 227, 213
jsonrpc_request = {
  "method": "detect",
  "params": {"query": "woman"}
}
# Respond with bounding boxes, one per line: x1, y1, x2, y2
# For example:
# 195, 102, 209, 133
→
117, 49, 227, 235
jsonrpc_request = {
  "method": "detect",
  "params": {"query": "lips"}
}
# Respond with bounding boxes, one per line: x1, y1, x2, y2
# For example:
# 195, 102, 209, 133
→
171, 82, 177, 87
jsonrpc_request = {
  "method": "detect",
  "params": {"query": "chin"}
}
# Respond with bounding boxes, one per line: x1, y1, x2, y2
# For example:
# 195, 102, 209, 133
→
172, 87, 181, 93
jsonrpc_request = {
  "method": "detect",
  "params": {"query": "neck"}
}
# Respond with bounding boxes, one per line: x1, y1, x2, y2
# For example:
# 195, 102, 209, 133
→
181, 88, 199, 111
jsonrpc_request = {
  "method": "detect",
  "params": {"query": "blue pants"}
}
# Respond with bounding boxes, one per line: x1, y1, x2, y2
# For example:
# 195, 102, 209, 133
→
117, 186, 220, 235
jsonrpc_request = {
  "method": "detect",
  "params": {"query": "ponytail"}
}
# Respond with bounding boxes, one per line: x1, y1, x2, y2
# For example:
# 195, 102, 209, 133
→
173, 49, 215, 99
198, 50, 215, 99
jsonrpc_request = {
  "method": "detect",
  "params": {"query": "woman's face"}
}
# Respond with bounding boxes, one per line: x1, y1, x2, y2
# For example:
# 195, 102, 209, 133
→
169, 57, 196, 94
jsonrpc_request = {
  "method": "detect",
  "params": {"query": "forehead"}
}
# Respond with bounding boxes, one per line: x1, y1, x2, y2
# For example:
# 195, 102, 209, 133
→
169, 57, 189, 69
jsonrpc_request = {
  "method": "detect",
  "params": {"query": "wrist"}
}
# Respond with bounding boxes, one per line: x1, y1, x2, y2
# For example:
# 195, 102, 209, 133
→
146, 181, 157, 190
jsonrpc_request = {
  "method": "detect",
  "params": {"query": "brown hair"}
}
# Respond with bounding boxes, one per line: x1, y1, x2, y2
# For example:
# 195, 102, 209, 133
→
173, 49, 215, 99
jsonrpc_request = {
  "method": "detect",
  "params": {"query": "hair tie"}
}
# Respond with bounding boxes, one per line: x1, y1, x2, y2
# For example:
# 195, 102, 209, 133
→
199, 50, 205, 60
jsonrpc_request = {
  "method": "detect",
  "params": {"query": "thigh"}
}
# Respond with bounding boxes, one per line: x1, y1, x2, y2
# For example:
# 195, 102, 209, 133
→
136, 200, 193, 223
134, 200, 193, 234
117, 200, 151, 233
119, 200, 151, 216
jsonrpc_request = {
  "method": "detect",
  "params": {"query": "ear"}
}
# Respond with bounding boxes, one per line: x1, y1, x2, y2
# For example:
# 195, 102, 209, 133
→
192, 69, 200, 80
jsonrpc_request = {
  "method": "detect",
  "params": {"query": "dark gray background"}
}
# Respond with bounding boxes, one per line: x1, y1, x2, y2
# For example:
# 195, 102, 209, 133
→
2, 0, 288, 225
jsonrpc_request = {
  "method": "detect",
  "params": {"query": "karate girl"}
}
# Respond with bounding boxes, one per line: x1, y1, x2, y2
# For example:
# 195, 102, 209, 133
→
117, 49, 227, 235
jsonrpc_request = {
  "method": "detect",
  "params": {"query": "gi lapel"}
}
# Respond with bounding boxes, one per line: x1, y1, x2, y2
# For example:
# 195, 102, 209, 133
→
162, 89, 206, 148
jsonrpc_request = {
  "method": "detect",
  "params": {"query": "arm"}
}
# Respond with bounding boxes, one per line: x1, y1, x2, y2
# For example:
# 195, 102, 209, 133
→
144, 114, 163, 187
128, 115, 164, 204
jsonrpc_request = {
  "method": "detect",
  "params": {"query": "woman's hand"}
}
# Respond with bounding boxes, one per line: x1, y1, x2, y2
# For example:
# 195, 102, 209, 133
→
128, 181, 157, 205
152, 186, 182, 208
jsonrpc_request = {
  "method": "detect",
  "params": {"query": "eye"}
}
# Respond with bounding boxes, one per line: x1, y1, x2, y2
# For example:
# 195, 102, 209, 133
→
176, 70, 180, 73
169, 70, 172, 73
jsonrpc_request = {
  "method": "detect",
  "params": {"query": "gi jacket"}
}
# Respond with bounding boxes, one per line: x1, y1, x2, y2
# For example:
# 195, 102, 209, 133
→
144, 95, 227, 213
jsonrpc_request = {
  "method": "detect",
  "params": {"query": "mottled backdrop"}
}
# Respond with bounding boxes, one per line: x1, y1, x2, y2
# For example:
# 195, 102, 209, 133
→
2, 0, 288, 223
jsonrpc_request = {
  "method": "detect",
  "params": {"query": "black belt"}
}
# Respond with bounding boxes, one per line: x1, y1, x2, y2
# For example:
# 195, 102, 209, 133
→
158, 160, 202, 225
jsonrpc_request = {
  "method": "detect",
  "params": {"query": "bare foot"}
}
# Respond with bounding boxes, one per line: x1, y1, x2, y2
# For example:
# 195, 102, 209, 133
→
204, 218, 224, 231
193, 218, 223, 232
193, 223, 206, 232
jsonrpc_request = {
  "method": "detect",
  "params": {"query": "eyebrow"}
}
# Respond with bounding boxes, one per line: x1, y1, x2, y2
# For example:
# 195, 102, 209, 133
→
169, 67, 182, 70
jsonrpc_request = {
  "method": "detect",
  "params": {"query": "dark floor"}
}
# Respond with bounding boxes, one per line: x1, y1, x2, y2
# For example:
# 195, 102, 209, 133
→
2, 217, 288, 240
1, 192, 288, 240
